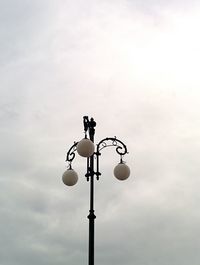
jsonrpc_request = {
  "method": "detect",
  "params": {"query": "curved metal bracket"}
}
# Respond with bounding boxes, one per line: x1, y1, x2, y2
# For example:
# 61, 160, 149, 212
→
96, 136, 128, 156
65, 136, 129, 180
65, 141, 78, 167
95, 137, 128, 180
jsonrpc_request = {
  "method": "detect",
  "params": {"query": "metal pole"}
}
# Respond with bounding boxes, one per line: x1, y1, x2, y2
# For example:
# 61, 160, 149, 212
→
87, 118, 96, 265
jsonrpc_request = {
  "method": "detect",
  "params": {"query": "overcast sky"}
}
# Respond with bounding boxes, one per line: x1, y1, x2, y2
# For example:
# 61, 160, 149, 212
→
0, 0, 200, 265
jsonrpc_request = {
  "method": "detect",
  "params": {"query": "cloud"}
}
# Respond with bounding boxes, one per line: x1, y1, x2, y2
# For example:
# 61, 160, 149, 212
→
0, 0, 200, 265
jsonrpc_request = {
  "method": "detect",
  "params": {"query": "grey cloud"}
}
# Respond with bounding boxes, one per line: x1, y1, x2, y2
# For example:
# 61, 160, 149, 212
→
0, 0, 200, 265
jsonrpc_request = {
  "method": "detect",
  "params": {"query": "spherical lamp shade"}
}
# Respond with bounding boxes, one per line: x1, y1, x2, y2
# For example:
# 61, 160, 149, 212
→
62, 169, 78, 186
77, 138, 95, 157
114, 163, 130, 181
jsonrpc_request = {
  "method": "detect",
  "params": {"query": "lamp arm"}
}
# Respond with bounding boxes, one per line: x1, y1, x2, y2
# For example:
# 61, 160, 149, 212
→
95, 137, 128, 179
65, 141, 79, 166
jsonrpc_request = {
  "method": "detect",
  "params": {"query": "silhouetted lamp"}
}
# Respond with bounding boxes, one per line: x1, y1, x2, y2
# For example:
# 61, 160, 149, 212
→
77, 138, 95, 157
62, 116, 131, 265
62, 168, 78, 186
114, 162, 130, 180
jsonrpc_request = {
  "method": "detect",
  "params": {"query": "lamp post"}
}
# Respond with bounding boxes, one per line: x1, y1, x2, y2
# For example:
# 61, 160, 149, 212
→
62, 116, 130, 265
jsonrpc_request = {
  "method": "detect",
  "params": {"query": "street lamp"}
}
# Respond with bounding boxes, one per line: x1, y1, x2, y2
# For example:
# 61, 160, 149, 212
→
62, 116, 130, 265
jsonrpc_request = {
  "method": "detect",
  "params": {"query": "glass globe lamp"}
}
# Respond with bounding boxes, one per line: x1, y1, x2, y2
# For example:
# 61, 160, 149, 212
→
77, 138, 95, 157
114, 162, 130, 181
62, 169, 78, 186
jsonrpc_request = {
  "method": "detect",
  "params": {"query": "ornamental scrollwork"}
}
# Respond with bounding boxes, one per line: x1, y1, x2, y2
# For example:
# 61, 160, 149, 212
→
65, 141, 78, 166
94, 137, 128, 180
65, 136, 128, 180
96, 137, 128, 156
